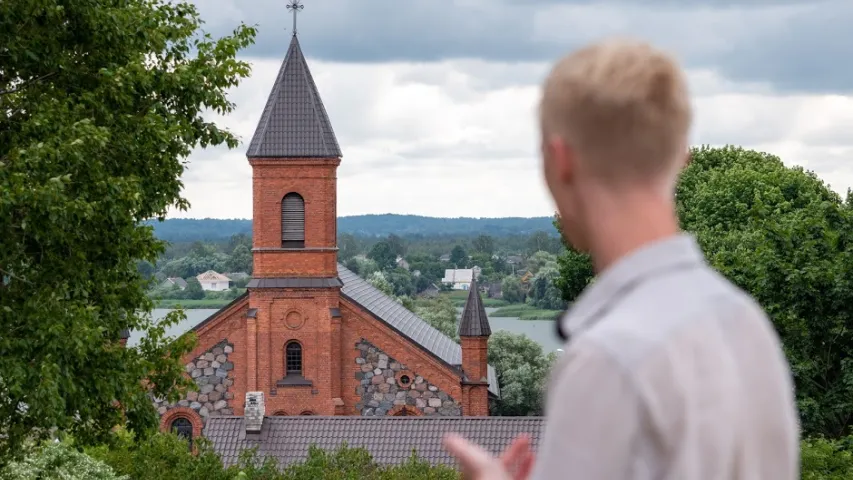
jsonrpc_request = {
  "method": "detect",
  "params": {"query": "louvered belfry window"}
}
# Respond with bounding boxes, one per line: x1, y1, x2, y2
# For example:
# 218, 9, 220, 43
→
281, 193, 305, 248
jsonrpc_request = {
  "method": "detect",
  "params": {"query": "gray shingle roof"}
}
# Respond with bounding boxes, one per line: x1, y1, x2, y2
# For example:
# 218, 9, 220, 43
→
459, 279, 492, 337
337, 264, 499, 396
246, 34, 342, 158
204, 416, 545, 467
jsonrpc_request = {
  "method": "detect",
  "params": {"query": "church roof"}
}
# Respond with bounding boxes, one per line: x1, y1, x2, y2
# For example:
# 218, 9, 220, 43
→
204, 416, 544, 467
337, 264, 499, 397
458, 279, 491, 337
246, 34, 342, 158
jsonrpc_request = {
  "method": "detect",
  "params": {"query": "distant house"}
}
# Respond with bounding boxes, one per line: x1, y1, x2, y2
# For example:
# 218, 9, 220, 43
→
506, 255, 524, 266
439, 254, 451, 263
419, 283, 440, 298
472, 266, 482, 279
395, 256, 410, 271
441, 269, 474, 291
161, 277, 188, 290
196, 270, 231, 291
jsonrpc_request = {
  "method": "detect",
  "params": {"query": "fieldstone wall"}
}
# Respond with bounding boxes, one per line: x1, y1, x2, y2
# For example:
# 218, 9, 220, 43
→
154, 340, 235, 422
354, 339, 461, 416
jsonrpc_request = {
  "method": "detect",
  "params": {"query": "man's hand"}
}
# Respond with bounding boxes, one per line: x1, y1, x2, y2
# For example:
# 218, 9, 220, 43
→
501, 435, 535, 480
443, 434, 535, 480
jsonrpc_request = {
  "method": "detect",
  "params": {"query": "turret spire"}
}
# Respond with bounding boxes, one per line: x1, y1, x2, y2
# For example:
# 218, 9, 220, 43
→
459, 277, 492, 337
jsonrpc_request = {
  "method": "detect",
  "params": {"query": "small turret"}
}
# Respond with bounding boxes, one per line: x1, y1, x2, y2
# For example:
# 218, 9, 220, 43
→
459, 278, 491, 416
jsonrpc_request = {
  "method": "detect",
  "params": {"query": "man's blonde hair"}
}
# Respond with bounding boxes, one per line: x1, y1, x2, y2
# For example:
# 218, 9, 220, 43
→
540, 38, 692, 183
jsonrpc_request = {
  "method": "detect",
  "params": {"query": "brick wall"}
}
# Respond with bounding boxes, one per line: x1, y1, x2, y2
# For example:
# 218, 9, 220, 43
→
244, 288, 343, 416
250, 157, 339, 278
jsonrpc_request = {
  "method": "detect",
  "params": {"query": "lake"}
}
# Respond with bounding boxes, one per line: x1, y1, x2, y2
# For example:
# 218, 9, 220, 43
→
134, 308, 565, 353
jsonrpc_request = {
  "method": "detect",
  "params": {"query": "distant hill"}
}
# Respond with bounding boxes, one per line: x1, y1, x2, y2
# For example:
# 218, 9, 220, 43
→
147, 215, 556, 243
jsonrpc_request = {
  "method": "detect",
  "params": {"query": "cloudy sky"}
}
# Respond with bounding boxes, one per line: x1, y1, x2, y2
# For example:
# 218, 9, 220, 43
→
177, 0, 853, 220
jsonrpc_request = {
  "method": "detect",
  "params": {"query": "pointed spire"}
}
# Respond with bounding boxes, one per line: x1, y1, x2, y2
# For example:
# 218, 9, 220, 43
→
246, 35, 342, 159
459, 277, 492, 337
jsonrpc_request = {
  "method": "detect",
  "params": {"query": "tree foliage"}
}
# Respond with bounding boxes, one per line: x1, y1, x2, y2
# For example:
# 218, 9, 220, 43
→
368, 241, 397, 271
0, 0, 255, 461
488, 331, 556, 416
414, 296, 459, 342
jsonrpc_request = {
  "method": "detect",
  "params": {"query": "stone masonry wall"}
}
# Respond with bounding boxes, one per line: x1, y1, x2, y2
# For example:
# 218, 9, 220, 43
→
355, 339, 461, 416
154, 340, 235, 422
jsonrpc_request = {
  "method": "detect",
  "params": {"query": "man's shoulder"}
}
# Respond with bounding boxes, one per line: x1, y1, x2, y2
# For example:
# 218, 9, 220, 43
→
580, 265, 768, 370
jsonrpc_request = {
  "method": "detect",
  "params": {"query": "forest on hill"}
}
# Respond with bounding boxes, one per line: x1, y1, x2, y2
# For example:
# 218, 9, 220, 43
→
147, 214, 557, 242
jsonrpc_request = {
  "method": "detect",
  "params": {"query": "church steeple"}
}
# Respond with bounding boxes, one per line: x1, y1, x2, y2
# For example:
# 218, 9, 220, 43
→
459, 278, 492, 337
246, 34, 342, 159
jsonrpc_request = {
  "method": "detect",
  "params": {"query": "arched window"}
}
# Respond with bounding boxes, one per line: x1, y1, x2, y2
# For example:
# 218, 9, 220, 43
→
285, 341, 302, 376
281, 193, 305, 248
299, 410, 315, 416
171, 417, 194, 449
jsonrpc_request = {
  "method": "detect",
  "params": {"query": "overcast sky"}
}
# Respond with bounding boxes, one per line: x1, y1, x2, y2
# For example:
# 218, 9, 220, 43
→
176, 0, 853, 219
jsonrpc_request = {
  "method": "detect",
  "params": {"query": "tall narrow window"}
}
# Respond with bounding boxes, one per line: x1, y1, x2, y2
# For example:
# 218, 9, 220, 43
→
281, 193, 305, 248
171, 417, 193, 449
285, 341, 302, 376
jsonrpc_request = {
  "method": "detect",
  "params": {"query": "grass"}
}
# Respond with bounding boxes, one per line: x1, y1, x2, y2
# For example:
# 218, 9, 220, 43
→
154, 299, 235, 309
489, 304, 562, 320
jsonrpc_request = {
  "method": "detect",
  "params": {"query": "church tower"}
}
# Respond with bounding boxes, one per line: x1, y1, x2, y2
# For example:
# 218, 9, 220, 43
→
244, 26, 346, 415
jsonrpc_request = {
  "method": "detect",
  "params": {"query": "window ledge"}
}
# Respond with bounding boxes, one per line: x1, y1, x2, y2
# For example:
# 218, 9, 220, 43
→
276, 375, 313, 387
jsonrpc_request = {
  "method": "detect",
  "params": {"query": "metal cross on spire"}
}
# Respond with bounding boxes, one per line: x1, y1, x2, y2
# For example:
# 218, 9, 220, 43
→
286, 0, 304, 36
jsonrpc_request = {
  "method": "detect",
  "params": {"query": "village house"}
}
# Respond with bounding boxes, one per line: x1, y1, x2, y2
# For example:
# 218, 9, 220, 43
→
142, 25, 544, 467
196, 270, 231, 291
160, 277, 188, 290
441, 268, 474, 290
395, 256, 409, 270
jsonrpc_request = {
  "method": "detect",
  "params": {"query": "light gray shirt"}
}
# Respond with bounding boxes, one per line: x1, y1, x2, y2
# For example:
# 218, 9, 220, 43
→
532, 234, 799, 480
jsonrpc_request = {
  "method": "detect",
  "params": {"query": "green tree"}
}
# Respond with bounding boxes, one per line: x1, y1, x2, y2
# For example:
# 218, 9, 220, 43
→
449, 245, 468, 268
226, 244, 252, 274
0, 0, 255, 458
414, 296, 459, 342
472, 234, 495, 255
385, 234, 406, 258
527, 231, 560, 255
368, 241, 397, 271
367, 271, 394, 297
488, 331, 556, 416
500, 276, 525, 304
182, 277, 205, 300
337, 233, 360, 262
526, 267, 566, 310
553, 217, 594, 303
4, 439, 125, 480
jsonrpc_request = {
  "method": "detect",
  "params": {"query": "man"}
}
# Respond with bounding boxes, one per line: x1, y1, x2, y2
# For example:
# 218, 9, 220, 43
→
444, 38, 799, 479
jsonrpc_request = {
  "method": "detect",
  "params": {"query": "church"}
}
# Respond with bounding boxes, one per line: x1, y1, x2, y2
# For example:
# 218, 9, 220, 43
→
149, 21, 544, 466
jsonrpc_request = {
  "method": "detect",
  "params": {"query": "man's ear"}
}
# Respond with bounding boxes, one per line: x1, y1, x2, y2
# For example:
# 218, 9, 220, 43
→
547, 135, 575, 184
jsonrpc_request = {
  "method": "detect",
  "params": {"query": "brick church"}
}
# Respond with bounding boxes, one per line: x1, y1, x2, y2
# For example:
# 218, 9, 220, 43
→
152, 30, 516, 451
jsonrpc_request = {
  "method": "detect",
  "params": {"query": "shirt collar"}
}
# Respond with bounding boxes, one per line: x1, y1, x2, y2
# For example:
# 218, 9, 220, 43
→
561, 233, 706, 337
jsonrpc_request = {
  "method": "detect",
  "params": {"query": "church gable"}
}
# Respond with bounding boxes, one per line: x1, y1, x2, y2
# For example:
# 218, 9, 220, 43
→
338, 264, 499, 397
355, 339, 462, 417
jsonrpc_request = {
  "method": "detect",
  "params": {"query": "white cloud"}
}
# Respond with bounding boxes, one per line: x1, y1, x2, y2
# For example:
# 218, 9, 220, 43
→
172, 56, 853, 219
